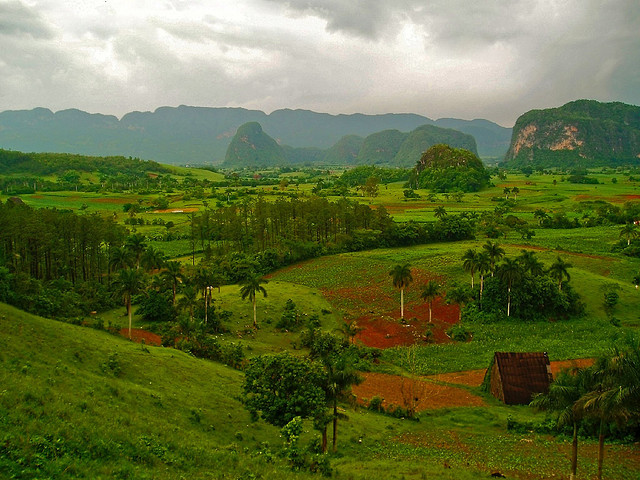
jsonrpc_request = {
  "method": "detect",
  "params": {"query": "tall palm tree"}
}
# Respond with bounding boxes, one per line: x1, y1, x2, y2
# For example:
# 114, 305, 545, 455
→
531, 367, 595, 480
420, 280, 440, 323
517, 249, 545, 276
496, 257, 522, 317
240, 274, 268, 328
548, 256, 572, 291
109, 245, 134, 272
141, 245, 166, 272
177, 285, 198, 321
476, 252, 491, 302
125, 233, 147, 270
339, 319, 362, 345
461, 249, 478, 288
161, 260, 184, 305
389, 263, 413, 319
511, 186, 519, 200
619, 223, 639, 246
112, 268, 146, 339
445, 283, 472, 322
483, 240, 505, 277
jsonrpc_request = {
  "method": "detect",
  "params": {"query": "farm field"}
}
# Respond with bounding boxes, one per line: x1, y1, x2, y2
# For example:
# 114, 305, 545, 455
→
2, 162, 640, 479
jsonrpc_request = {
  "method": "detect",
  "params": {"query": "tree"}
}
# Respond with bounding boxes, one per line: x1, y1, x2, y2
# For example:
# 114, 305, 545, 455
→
503, 187, 511, 199
141, 245, 166, 272
240, 274, 268, 328
577, 338, 640, 479
339, 319, 362, 345
531, 367, 595, 480
242, 352, 326, 428
619, 223, 638, 246
446, 283, 473, 321
496, 257, 522, 317
308, 333, 362, 453
517, 249, 545, 276
483, 240, 505, 277
109, 245, 134, 272
476, 251, 491, 302
420, 280, 440, 323
511, 186, 519, 200
389, 263, 413, 319
461, 248, 478, 288
548, 256, 572, 291
124, 233, 147, 269
161, 261, 184, 305
177, 285, 198, 321
434, 205, 447, 220
112, 268, 146, 339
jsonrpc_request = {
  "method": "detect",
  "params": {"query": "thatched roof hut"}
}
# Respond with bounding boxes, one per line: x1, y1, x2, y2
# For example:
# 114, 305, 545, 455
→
483, 352, 553, 405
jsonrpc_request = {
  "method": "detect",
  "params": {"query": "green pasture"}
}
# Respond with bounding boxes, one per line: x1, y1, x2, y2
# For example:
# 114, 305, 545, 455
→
2, 302, 638, 480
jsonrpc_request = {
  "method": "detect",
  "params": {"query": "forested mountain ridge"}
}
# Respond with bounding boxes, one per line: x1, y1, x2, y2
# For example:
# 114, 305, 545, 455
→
502, 100, 640, 168
0, 106, 511, 165
223, 121, 477, 167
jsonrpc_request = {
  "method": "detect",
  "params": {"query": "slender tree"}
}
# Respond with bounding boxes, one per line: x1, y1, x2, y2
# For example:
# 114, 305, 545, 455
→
161, 260, 184, 305
483, 240, 505, 277
496, 257, 522, 317
446, 283, 473, 321
433, 205, 447, 220
619, 223, 639, 246
420, 280, 440, 323
548, 256, 572, 291
389, 263, 413, 319
476, 251, 491, 303
461, 248, 478, 288
517, 249, 545, 276
531, 367, 595, 480
124, 233, 147, 270
240, 274, 268, 328
112, 268, 146, 339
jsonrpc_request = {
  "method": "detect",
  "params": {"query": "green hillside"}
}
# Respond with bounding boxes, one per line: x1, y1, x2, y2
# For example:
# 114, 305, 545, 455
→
223, 122, 287, 167
357, 129, 408, 164
503, 100, 640, 168
393, 125, 478, 167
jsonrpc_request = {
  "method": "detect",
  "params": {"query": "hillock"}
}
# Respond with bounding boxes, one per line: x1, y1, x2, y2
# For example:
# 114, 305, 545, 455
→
411, 144, 490, 192
223, 122, 286, 167
393, 125, 478, 167
503, 99, 640, 168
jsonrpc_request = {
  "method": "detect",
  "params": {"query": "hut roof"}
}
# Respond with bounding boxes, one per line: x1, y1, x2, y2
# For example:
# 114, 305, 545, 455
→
492, 352, 552, 405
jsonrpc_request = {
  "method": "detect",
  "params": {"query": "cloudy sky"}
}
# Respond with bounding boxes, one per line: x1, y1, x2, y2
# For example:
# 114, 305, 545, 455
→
1, 0, 638, 126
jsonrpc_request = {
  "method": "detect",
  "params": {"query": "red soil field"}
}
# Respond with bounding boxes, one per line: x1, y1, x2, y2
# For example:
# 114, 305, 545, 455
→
353, 372, 486, 411
119, 328, 162, 346
352, 298, 460, 348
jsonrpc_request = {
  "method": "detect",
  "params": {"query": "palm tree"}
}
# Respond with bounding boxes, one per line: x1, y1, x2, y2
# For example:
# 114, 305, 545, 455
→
548, 256, 572, 291
434, 206, 447, 220
240, 274, 268, 328
445, 283, 473, 321
339, 319, 362, 345
177, 285, 198, 321
619, 223, 639, 246
496, 257, 522, 317
511, 186, 519, 200
461, 249, 478, 288
125, 233, 147, 269
531, 367, 595, 480
112, 268, 146, 339
503, 187, 511, 199
109, 245, 134, 272
476, 252, 491, 302
518, 249, 545, 276
161, 261, 184, 305
420, 280, 440, 323
389, 264, 413, 319
482, 240, 505, 277
141, 245, 166, 272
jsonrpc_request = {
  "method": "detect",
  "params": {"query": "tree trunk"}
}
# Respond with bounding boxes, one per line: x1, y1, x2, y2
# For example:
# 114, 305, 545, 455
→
322, 425, 328, 454
332, 399, 338, 453
597, 418, 605, 480
127, 297, 132, 339
400, 288, 404, 319
429, 303, 432, 323
570, 421, 578, 480
507, 286, 511, 317
253, 296, 257, 327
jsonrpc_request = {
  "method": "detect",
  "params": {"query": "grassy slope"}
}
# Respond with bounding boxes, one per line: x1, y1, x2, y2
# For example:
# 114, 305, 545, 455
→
3, 303, 639, 480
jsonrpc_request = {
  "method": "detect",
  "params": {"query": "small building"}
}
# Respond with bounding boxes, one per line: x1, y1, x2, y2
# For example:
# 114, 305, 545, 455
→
483, 352, 553, 405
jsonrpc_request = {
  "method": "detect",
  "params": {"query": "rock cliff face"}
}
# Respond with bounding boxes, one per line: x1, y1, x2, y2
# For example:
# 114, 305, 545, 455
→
503, 100, 640, 168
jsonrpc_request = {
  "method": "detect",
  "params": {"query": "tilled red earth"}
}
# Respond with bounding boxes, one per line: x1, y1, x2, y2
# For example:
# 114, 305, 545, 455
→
118, 328, 162, 346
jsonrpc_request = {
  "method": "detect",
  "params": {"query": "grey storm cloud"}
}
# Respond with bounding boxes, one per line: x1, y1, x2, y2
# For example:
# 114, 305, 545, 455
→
0, 0, 638, 126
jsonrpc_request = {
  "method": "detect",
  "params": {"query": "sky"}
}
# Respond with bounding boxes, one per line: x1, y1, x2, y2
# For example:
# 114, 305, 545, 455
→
1, 0, 638, 127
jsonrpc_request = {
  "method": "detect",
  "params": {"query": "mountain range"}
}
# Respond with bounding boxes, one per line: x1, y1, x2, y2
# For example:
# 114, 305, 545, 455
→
0, 106, 512, 166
